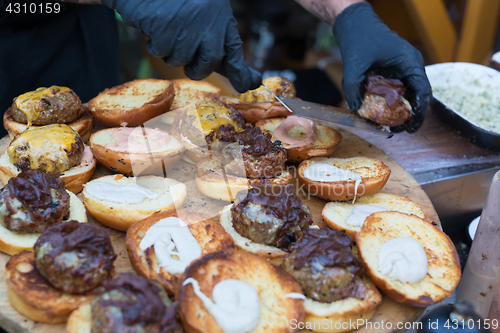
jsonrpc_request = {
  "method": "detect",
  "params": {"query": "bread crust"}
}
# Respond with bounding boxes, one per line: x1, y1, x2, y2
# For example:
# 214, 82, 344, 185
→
303, 276, 382, 332
356, 211, 461, 307
256, 117, 342, 163
297, 157, 391, 202
89, 127, 184, 177
195, 154, 292, 202
177, 249, 305, 333
228, 100, 293, 124
322, 193, 425, 240
82, 175, 187, 231
88, 79, 175, 127
4, 107, 94, 142
126, 210, 235, 294
66, 303, 91, 333
0, 191, 88, 256
6, 251, 95, 323
219, 204, 287, 259
0, 152, 96, 194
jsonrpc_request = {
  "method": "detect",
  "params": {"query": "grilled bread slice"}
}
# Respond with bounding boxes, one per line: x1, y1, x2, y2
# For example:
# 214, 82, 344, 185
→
356, 211, 461, 307
303, 275, 381, 332
322, 193, 425, 240
6, 251, 96, 323
0, 151, 96, 194
161, 79, 221, 125
4, 108, 94, 142
126, 210, 234, 294
89, 79, 174, 127
0, 191, 87, 256
219, 204, 287, 260
177, 249, 305, 333
298, 157, 391, 202
89, 127, 184, 177
82, 175, 187, 231
67, 304, 91, 333
256, 117, 342, 163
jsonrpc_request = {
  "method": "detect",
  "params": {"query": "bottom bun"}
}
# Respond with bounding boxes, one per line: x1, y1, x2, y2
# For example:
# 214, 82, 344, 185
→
67, 304, 91, 333
6, 251, 95, 323
219, 205, 287, 260
302, 276, 381, 332
0, 191, 87, 256
0, 152, 96, 194
195, 154, 292, 202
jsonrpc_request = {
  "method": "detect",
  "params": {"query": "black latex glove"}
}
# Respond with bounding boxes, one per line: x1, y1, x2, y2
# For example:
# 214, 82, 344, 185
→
102, 0, 262, 93
333, 2, 432, 133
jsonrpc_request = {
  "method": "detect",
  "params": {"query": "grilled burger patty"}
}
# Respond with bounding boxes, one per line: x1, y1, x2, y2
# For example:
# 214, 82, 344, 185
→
11, 86, 83, 125
231, 184, 313, 249
34, 222, 116, 294
0, 169, 70, 233
91, 273, 181, 333
282, 228, 366, 303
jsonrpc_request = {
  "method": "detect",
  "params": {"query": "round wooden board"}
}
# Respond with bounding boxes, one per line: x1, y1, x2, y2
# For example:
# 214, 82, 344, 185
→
0, 124, 439, 333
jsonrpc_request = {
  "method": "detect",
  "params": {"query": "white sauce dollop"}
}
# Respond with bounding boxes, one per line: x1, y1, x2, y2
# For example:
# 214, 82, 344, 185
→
378, 237, 428, 284
345, 205, 388, 227
284, 292, 306, 300
85, 181, 160, 204
139, 217, 202, 274
303, 163, 362, 201
183, 278, 260, 333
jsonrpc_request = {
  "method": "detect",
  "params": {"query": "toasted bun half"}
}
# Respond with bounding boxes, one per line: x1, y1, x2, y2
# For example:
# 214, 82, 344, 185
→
297, 157, 391, 202
222, 96, 293, 124
6, 251, 95, 323
4, 107, 95, 142
0, 191, 87, 256
161, 79, 221, 125
126, 209, 234, 294
356, 211, 461, 307
89, 127, 184, 176
177, 249, 305, 333
322, 193, 425, 240
303, 276, 381, 333
88, 79, 174, 127
0, 152, 96, 194
82, 175, 187, 231
171, 107, 209, 165
219, 204, 287, 260
67, 303, 91, 333
195, 154, 292, 202
256, 117, 342, 163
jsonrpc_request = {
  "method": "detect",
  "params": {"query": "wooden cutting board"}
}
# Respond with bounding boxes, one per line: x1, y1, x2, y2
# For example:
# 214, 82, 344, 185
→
0, 124, 440, 333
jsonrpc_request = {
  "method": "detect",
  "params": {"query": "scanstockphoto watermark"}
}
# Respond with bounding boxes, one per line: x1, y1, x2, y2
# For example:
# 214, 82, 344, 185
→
290, 319, 424, 331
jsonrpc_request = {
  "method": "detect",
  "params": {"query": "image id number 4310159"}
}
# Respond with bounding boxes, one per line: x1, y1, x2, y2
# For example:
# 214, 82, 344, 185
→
439, 319, 499, 330
5, 2, 61, 14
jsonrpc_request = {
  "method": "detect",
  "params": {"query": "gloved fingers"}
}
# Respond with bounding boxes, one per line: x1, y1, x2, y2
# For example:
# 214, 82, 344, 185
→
184, 39, 225, 80
217, 18, 262, 92
162, 32, 202, 67
401, 71, 432, 133
341, 70, 367, 111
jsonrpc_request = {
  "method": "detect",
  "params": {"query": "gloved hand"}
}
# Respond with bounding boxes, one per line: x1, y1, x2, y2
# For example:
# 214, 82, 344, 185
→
102, 0, 262, 93
333, 2, 432, 133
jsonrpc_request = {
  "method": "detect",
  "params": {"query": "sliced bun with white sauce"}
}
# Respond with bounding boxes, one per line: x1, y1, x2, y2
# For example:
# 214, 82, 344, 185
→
356, 211, 461, 307
256, 116, 342, 163
89, 127, 184, 176
126, 209, 234, 294
322, 193, 425, 240
82, 175, 187, 231
298, 157, 391, 202
177, 249, 305, 333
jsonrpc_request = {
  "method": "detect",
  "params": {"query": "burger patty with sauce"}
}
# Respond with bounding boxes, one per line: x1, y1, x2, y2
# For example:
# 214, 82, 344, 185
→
91, 273, 181, 333
34, 221, 116, 294
231, 184, 313, 249
10, 86, 83, 126
0, 169, 70, 233
239, 77, 296, 103
282, 228, 366, 303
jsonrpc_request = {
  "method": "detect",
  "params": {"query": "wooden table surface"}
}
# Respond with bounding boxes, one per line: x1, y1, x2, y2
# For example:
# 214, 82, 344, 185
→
0, 124, 441, 333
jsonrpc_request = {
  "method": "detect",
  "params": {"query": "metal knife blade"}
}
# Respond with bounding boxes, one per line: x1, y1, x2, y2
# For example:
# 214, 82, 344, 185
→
279, 97, 391, 135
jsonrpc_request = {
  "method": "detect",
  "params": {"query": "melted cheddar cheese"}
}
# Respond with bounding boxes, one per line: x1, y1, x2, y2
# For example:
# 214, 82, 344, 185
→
7, 124, 83, 173
187, 100, 242, 137
239, 77, 296, 103
15, 86, 71, 127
